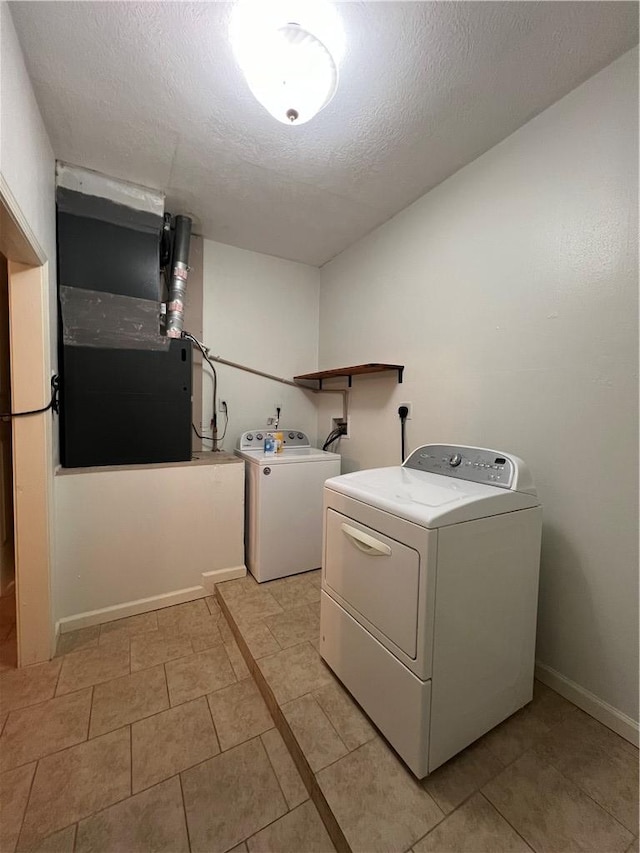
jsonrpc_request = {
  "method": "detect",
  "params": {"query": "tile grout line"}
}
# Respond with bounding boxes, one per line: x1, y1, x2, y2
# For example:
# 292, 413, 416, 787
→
481, 768, 543, 853
14, 757, 38, 850
217, 588, 351, 853
306, 689, 351, 758
482, 714, 638, 839
307, 735, 374, 777
162, 661, 171, 708
86, 685, 95, 741
177, 771, 193, 852
203, 688, 223, 755
242, 791, 316, 850
260, 726, 299, 812
129, 719, 223, 798
481, 747, 634, 851
477, 791, 536, 852
52, 653, 64, 698
533, 747, 638, 835
0, 696, 96, 775
7, 688, 218, 789
407, 783, 534, 853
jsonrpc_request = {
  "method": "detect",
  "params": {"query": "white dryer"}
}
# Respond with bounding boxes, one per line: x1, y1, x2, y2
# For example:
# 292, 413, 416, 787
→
320, 444, 542, 778
236, 430, 341, 582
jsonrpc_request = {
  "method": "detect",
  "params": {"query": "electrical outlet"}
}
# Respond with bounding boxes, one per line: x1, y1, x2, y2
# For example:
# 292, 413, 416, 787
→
399, 402, 413, 419
332, 416, 350, 439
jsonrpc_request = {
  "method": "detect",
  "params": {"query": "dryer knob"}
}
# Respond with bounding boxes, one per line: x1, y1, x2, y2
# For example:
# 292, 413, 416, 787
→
449, 453, 463, 467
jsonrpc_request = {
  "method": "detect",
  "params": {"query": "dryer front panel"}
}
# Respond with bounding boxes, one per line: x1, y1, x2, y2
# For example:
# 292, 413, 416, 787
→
322, 489, 436, 679
325, 509, 420, 657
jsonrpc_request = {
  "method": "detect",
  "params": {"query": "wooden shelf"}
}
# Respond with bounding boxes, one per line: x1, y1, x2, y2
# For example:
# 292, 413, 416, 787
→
294, 363, 404, 389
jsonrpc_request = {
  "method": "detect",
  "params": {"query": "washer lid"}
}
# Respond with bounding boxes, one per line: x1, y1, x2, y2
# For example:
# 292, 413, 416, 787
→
324, 466, 539, 528
236, 447, 340, 465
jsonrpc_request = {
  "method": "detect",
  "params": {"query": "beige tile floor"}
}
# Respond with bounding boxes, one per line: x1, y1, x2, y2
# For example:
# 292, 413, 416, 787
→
0, 594, 332, 853
0, 573, 637, 853
218, 570, 640, 853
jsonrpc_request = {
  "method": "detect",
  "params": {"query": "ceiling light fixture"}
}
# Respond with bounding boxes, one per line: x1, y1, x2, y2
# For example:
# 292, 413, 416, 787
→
230, 0, 344, 126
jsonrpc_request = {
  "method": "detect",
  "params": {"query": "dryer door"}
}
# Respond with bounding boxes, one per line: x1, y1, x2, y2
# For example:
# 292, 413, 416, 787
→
325, 508, 421, 658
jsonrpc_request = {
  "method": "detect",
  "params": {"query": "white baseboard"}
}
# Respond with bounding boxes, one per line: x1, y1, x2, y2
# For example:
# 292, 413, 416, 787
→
201, 565, 246, 592
57, 585, 210, 633
52, 621, 60, 658
536, 661, 639, 747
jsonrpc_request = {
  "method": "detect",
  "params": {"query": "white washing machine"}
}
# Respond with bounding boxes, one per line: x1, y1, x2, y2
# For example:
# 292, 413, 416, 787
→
320, 443, 542, 778
236, 429, 341, 582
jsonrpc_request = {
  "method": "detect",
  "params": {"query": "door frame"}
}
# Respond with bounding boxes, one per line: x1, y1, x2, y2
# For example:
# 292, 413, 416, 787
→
0, 176, 54, 665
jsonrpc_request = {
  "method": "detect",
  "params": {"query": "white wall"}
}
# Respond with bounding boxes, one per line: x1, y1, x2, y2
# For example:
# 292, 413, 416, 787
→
0, 0, 57, 448
0, 1, 57, 377
54, 460, 245, 628
0, 2, 56, 266
318, 49, 639, 728
202, 240, 321, 450
0, 1, 58, 656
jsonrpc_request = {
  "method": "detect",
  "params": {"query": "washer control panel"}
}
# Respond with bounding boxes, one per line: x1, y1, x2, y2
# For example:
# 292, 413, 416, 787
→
238, 429, 310, 451
404, 444, 515, 489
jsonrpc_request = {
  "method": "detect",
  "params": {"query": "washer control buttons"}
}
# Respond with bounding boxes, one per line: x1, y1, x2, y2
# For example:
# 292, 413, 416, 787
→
289, 432, 295, 439
449, 453, 463, 467
256, 433, 263, 441
297, 432, 304, 439
246, 434, 253, 441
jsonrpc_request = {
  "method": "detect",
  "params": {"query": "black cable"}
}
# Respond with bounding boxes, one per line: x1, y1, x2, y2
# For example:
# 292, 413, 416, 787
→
0, 375, 59, 420
218, 402, 228, 441
323, 424, 346, 451
398, 405, 409, 462
192, 423, 214, 443
193, 404, 228, 445
183, 332, 218, 448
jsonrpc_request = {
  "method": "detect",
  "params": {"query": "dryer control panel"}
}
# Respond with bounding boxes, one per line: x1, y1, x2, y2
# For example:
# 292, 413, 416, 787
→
404, 445, 518, 489
237, 429, 310, 451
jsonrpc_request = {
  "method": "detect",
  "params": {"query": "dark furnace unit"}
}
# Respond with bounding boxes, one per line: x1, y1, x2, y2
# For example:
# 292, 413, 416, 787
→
56, 185, 192, 468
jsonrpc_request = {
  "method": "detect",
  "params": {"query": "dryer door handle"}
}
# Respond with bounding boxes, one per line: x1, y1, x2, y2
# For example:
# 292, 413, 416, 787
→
341, 523, 392, 557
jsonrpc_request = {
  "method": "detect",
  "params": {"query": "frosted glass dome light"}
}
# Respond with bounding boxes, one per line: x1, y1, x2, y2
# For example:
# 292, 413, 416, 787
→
230, 0, 343, 126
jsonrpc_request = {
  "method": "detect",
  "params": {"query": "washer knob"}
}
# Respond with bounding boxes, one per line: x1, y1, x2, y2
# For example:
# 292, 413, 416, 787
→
449, 453, 463, 467
289, 432, 295, 439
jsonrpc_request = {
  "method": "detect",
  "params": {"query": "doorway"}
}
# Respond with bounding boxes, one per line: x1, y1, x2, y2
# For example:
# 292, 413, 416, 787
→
0, 190, 54, 667
0, 251, 16, 669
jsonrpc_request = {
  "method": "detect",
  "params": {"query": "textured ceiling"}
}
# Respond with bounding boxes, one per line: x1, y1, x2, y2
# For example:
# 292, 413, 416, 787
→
9, 1, 639, 266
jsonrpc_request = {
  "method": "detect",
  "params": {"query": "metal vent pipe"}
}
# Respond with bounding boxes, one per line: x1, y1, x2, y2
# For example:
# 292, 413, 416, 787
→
166, 215, 192, 338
